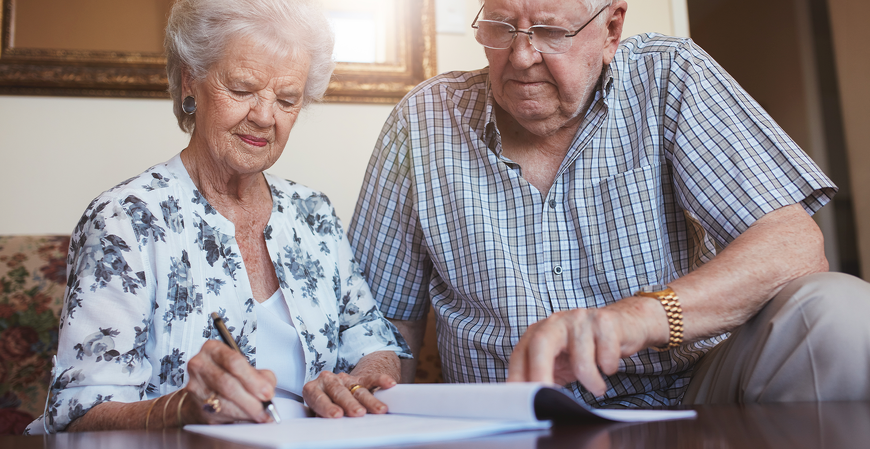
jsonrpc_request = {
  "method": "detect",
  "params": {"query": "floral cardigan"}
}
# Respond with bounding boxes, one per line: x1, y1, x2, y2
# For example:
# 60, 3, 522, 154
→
26, 154, 411, 434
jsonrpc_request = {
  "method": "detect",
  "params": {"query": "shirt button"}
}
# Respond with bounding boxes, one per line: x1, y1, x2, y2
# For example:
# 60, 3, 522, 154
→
553, 265, 563, 275
548, 199, 557, 208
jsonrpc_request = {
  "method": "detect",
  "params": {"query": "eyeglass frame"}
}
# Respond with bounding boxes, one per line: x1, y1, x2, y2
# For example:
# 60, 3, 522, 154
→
470, 2, 612, 54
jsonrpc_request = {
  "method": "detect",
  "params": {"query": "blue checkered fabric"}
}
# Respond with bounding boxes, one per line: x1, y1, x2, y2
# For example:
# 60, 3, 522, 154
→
348, 33, 836, 407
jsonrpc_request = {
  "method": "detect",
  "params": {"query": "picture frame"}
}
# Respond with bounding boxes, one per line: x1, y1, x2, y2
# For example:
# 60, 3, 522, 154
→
0, 0, 436, 104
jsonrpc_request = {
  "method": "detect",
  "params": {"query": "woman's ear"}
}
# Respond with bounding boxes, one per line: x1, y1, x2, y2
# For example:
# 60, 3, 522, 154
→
181, 69, 196, 98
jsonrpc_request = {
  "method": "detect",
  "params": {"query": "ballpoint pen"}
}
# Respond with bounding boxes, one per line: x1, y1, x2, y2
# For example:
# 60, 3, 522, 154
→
210, 312, 282, 424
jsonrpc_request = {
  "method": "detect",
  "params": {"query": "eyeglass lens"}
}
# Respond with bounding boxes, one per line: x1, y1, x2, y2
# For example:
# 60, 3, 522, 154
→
472, 2, 612, 54
475, 22, 573, 53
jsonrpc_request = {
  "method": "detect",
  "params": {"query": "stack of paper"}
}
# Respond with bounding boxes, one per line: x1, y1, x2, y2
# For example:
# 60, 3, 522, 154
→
184, 383, 696, 448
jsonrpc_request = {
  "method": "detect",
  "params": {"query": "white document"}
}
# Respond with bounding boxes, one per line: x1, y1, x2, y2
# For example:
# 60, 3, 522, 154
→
374, 383, 698, 423
185, 414, 549, 449
184, 382, 695, 449
267, 397, 309, 419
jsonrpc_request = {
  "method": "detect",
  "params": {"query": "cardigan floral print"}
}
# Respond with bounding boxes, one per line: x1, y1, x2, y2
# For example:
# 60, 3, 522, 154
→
26, 154, 410, 434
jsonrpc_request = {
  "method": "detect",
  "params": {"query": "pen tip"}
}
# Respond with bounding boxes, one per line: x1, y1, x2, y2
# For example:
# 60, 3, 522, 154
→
268, 404, 282, 424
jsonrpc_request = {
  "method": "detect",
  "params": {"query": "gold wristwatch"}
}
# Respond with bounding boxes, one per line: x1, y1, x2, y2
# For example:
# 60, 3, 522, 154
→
634, 286, 684, 351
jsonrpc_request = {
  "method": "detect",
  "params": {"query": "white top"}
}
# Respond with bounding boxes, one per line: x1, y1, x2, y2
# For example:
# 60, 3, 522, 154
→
255, 289, 306, 398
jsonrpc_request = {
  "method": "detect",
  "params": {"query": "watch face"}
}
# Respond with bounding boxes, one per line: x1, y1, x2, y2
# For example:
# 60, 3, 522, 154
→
637, 284, 669, 294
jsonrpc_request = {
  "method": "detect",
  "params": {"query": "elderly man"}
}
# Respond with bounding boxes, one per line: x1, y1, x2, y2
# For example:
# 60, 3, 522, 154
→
348, 0, 870, 406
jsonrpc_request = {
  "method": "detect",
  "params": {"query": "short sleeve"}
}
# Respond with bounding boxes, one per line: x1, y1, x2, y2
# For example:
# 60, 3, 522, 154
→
663, 39, 836, 246
348, 102, 434, 322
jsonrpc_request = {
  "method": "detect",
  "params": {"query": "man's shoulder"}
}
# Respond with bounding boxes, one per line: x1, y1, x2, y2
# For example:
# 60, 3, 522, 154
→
610, 33, 713, 87
400, 69, 490, 105
617, 33, 693, 60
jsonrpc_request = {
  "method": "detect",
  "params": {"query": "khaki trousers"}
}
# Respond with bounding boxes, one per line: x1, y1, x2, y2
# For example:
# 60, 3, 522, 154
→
683, 272, 870, 404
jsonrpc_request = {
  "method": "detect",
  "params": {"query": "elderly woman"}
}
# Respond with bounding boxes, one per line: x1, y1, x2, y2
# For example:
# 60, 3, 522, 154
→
26, 0, 410, 434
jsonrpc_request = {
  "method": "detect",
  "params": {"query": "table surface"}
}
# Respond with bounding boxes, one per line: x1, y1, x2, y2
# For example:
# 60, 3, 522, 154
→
5, 402, 869, 449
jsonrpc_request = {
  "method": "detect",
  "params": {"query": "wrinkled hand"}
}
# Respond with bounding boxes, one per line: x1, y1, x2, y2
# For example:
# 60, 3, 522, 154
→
507, 297, 665, 396
303, 351, 400, 418
183, 339, 277, 425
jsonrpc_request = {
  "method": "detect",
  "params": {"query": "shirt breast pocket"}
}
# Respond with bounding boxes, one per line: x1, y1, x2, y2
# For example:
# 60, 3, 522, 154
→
581, 163, 666, 293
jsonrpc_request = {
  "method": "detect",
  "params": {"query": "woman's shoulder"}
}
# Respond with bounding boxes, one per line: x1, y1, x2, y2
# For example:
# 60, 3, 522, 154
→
89, 155, 188, 205
264, 174, 343, 238
264, 175, 332, 207
73, 155, 192, 235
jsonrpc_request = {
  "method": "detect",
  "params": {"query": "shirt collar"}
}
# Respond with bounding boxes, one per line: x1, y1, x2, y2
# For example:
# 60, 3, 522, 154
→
482, 62, 615, 152
600, 63, 615, 99
482, 74, 500, 155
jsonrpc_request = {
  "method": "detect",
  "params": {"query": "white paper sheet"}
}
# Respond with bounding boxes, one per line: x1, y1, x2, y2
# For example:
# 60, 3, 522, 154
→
271, 397, 310, 419
184, 414, 550, 449
374, 383, 540, 421
184, 383, 695, 448
374, 383, 698, 423
591, 408, 698, 422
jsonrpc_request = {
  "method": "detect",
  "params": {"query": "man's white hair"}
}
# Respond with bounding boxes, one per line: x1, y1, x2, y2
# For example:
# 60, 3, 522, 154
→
477, 0, 611, 25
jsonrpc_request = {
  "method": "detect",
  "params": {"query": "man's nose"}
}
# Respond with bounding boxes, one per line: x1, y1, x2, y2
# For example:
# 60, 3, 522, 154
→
509, 31, 542, 68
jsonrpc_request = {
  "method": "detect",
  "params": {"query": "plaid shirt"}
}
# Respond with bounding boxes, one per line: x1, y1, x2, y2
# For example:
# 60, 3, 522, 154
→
348, 33, 836, 407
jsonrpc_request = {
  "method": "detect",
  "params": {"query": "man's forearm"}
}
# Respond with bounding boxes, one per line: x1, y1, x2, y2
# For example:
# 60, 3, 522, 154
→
666, 203, 828, 342
389, 317, 427, 383
507, 203, 830, 388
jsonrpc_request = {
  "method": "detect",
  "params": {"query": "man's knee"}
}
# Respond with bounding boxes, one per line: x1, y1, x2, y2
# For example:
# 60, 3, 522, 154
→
698, 272, 870, 403
778, 271, 870, 298
769, 272, 870, 329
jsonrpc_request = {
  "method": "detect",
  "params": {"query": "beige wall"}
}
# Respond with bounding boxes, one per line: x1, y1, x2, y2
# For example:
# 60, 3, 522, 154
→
0, 0, 685, 236
828, 0, 870, 280
685, 0, 845, 271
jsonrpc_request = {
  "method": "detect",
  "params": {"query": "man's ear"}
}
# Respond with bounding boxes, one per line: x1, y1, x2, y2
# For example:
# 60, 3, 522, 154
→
602, 1, 628, 65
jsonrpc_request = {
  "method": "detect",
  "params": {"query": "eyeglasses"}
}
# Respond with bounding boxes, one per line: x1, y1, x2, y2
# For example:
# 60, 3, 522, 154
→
471, 2, 611, 54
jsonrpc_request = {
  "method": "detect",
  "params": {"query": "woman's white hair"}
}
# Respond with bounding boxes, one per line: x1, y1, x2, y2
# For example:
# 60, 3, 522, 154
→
165, 0, 336, 133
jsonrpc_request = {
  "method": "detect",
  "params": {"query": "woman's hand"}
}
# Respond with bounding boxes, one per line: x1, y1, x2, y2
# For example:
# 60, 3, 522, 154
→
303, 351, 400, 418
182, 339, 278, 424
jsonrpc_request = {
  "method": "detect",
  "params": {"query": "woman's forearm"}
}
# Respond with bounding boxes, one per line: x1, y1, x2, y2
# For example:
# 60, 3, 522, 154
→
66, 390, 189, 432
350, 350, 401, 385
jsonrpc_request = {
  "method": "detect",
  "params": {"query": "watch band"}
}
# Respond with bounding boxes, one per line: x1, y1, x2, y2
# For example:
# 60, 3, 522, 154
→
634, 286, 684, 351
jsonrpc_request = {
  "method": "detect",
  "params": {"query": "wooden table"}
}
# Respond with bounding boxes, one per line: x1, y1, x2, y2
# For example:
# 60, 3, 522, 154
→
4, 402, 869, 448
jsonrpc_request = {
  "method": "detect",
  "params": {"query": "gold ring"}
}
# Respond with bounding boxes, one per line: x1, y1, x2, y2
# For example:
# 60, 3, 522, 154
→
203, 392, 222, 413
348, 384, 363, 395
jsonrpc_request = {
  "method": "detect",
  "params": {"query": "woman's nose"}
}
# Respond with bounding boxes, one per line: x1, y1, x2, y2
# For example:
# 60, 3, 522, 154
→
247, 97, 276, 128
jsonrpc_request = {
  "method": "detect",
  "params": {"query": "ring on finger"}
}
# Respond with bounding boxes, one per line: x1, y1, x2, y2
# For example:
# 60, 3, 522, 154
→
203, 392, 222, 413
348, 384, 364, 395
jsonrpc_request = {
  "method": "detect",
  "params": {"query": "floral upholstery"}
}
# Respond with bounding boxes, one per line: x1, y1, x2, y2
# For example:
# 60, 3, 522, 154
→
0, 235, 69, 435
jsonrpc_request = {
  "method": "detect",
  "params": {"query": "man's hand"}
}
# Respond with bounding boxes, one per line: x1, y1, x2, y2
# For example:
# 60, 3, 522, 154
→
508, 204, 828, 396
507, 297, 667, 396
